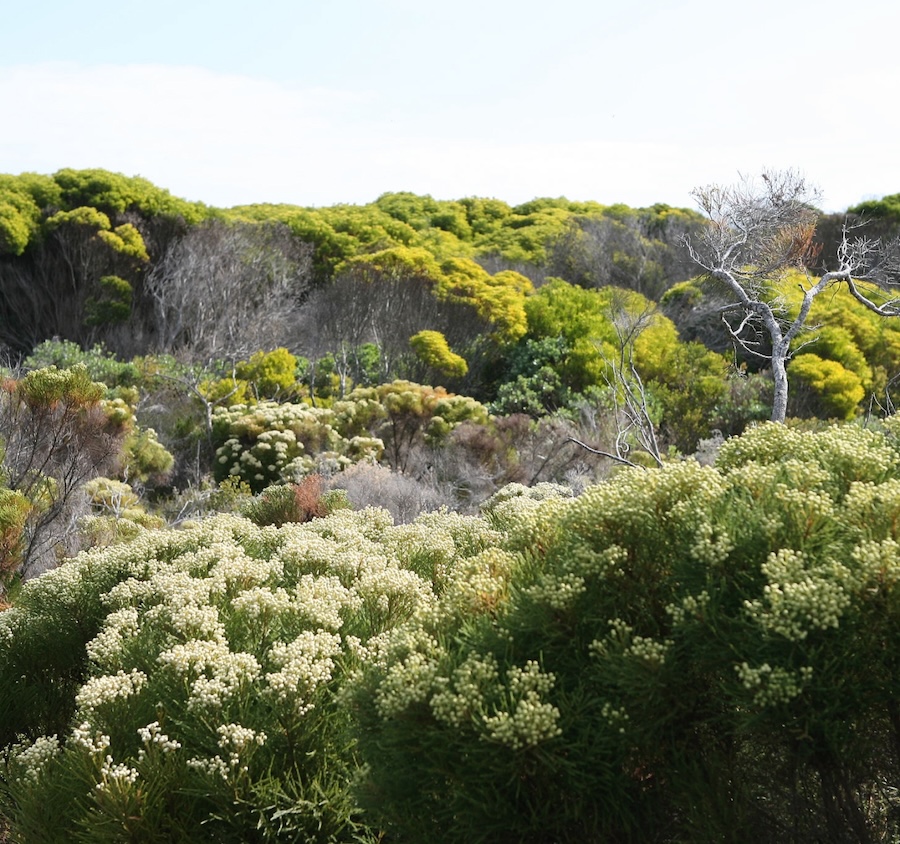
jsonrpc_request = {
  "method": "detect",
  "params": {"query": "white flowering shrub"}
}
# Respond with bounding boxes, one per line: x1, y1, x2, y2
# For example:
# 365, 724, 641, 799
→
6, 422, 900, 842
0, 505, 506, 842
211, 382, 492, 494
212, 401, 359, 492
350, 424, 900, 843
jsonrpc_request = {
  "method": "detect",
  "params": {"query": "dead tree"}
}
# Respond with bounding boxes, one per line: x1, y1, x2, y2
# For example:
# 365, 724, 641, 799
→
685, 170, 900, 423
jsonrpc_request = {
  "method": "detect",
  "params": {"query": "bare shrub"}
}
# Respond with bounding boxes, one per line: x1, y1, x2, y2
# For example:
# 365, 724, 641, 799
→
328, 462, 453, 524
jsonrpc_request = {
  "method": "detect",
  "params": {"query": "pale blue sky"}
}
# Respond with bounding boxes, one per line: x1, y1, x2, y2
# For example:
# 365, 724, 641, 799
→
2, 0, 898, 211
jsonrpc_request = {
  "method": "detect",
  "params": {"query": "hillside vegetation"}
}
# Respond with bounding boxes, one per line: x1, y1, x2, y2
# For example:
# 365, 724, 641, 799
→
2, 169, 900, 841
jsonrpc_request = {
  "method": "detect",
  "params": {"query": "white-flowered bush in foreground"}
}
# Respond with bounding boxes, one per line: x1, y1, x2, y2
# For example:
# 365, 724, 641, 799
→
0, 505, 505, 842
348, 423, 900, 843
6, 422, 900, 842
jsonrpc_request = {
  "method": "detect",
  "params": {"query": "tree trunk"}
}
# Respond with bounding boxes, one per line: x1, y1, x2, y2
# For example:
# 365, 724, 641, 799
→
770, 351, 789, 424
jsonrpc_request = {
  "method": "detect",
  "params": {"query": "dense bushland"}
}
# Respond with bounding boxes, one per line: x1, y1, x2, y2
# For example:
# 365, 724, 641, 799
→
4, 170, 900, 841
3, 424, 900, 841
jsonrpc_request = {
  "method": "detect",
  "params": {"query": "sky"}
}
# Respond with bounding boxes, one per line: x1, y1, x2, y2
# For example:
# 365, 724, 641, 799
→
1, 0, 898, 213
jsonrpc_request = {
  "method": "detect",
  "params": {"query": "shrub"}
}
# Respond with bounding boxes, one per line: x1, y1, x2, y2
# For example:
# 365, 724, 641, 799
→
350, 424, 900, 842
241, 476, 351, 527
0, 488, 30, 587
8, 422, 900, 842
0, 507, 492, 841
0, 365, 131, 577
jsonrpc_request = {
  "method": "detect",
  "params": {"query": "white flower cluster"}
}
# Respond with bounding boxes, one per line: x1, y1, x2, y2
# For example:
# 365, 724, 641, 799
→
570, 544, 628, 579
96, 755, 140, 792
184, 724, 267, 782
159, 639, 261, 712
506, 660, 556, 696
136, 567, 216, 616
356, 557, 436, 620
717, 423, 900, 486
623, 635, 672, 667
217, 722, 267, 752
75, 668, 147, 714
265, 630, 342, 711
11, 735, 61, 785
230, 585, 294, 619
430, 654, 499, 727
436, 548, 515, 619
482, 662, 562, 750
721, 461, 822, 509
734, 662, 814, 707
374, 630, 443, 718
85, 607, 141, 668
690, 521, 734, 567
385, 521, 459, 585
186, 753, 231, 781
851, 538, 900, 593
590, 620, 671, 667
0, 606, 23, 645
600, 702, 629, 734
137, 721, 181, 756
665, 590, 711, 627
164, 602, 224, 640
208, 546, 283, 594
70, 721, 111, 754
157, 637, 232, 676
292, 573, 361, 630
524, 571, 587, 611
487, 494, 574, 553
744, 548, 852, 641
590, 617, 634, 658
773, 485, 836, 525
844, 479, 900, 540
375, 651, 439, 718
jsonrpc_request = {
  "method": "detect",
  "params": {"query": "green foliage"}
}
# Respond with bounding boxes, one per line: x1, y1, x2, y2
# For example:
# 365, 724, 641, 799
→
438, 257, 532, 344
78, 478, 166, 550
0, 488, 31, 584
121, 426, 174, 486
645, 340, 731, 452
84, 275, 133, 327
0, 201, 33, 256
523, 279, 679, 392
51, 168, 207, 223
0, 174, 57, 255
24, 340, 143, 389
849, 193, 900, 225
360, 381, 489, 469
490, 336, 574, 417
240, 476, 351, 527
664, 269, 900, 421
97, 222, 150, 264
15, 364, 106, 409
44, 205, 113, 233
0, 365, 155, 581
